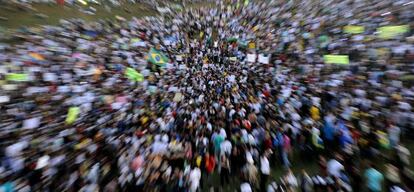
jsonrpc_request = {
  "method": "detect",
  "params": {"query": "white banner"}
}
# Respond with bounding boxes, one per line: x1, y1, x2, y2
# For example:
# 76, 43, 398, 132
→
176, 55, 183, 61
258, 54, 270, 64
247, 54, 256, 62
43, 73, 57, 82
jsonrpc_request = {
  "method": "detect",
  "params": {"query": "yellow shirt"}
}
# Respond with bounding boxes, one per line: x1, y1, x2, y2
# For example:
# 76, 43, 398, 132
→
310, 106, 320, 121
196, 156, 202, 167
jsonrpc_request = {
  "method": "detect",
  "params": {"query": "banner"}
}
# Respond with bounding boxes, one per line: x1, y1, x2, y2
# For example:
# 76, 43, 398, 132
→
125, 67, 144, 82
176, 55, 183, 61
0, 96, 10, 103
6, 73, 29, 81
131, 38, 146, 47
323, 55, 350, 65
147, 48, 169, 66
343, 25, 364, 34
173, 93, 183, 102
247, 54, 256, 62
163, 36, 178, 46
377, 25, 409, 39
258, 54, 270, 64
66, 107, 80, 124
43, 73, 57, 82
148, 86, 157, 94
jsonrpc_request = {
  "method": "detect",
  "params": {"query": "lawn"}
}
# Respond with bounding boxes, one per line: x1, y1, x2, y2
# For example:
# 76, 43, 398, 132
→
0, 3, 148, 28
0, 1, 213, 38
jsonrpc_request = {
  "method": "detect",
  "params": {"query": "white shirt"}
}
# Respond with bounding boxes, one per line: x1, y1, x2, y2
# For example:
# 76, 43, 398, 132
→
389, 125, 401, 144
327, 159, 344, 177
260, 156, 270, 175
189, 167, 201, 192
6, 141, 29, 157
152, 141, 168, 154
220, 140, 232, 156
23, 117, 41, 129
241, 182, 252, 192
220, 128, 227, 139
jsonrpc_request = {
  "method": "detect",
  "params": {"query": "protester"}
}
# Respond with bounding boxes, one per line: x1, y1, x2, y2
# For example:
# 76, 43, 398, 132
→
365, 163, 384, 192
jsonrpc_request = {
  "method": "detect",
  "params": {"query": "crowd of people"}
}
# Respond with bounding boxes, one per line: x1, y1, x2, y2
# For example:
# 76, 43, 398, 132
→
1, 0, 414, 191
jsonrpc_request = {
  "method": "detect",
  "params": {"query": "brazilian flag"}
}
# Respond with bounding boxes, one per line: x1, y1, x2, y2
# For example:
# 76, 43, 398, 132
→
147, 48, 169, 66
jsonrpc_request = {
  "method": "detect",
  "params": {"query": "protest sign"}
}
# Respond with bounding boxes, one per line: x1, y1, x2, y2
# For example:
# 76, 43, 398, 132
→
377, 25, 409, 39
343, 25, 364, 34
258, 54, 270, 64
65, 107, 80, 124
6, 73, 29, 82
323, 55, 350, 65
247, 54, 256, 62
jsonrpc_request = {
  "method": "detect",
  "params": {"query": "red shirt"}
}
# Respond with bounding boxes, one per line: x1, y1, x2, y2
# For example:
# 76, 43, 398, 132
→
264, 138, 272, 150
205, 156, 216, 173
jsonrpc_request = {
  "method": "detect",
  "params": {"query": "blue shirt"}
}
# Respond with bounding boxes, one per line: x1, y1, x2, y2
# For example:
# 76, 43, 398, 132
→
323, 121, 334, 141
364, 168, 383, 192
0, 182, 14, 192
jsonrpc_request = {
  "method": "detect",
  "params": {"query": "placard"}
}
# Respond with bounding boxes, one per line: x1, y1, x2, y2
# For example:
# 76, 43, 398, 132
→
258, 54, 270, 64
66, 107, 80, 125
43, 73, 57, 82
247, 54, 256, 62
0, 96, 10, 103
323, 55, 350, 65
23, 117, 41, 129
343, 25, 365, 34
377, 25, 409, 39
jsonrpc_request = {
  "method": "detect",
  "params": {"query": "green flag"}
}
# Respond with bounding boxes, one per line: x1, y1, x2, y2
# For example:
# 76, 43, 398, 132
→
147, 48, 169, 66
66, 107, 80, 124
6, 73, 29, 82
125, 67, 144, 82
323, 55, 350, 65
377, 25, 409, 39
343, 25, 364, 34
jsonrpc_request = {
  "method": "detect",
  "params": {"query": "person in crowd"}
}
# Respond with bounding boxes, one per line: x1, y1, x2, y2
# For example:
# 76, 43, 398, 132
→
365, 163, 384, 192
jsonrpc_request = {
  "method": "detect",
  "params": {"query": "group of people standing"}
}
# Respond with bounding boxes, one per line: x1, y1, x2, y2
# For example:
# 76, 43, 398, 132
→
0, 0, 414, 192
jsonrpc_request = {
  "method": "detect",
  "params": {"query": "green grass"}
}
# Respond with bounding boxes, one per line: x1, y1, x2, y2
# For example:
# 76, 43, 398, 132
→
0, 1, 214, 30
0, 3, 155, 30
0, 1, 214, 43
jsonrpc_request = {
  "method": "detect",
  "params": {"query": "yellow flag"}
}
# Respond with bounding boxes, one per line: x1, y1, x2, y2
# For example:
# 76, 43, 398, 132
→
66, 107, 80, 124
248, 42, 255, 49
323, 55, 350, 65
377, 25, 409, 39
343, 25, 365, 34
